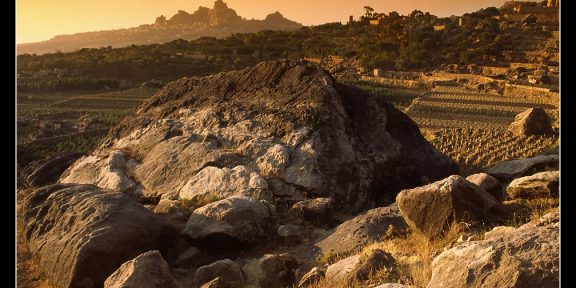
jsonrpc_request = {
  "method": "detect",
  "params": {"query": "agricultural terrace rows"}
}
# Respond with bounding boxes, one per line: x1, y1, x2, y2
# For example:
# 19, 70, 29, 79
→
407, 85, 558, 129
17, 87, 158, 166
432, 128, 557, 168
407, 85, 559, 172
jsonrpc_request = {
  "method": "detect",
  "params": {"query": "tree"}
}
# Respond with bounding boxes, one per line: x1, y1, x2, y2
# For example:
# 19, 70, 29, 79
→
364, 6, 375, 19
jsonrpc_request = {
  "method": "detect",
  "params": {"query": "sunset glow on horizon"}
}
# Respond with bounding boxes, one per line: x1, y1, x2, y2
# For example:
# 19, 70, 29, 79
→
17, 0, 523, 44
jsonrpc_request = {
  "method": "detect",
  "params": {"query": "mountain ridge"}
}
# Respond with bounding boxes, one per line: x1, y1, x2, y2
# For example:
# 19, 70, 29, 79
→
17, 0, 302, 55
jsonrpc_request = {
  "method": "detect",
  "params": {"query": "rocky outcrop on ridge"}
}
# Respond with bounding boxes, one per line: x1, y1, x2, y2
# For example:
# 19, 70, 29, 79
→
60, 60, 457, 209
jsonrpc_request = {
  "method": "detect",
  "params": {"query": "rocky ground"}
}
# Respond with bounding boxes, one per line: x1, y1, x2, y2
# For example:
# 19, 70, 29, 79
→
17, 60, 559, 288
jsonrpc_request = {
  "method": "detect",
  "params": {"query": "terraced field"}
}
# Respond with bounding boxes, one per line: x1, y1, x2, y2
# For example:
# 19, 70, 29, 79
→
17, 88, 158, 166
407, 86, 559, 172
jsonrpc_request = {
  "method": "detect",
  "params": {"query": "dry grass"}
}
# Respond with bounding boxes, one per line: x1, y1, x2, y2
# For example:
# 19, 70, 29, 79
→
17, 191, 52, 288
505, 197, 559, 227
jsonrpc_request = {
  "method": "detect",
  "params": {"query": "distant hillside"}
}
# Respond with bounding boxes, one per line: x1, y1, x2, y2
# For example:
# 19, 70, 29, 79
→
17, 0, 302, 55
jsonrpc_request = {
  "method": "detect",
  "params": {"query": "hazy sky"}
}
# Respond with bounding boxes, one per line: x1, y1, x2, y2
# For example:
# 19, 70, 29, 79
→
17, 0, 518, 44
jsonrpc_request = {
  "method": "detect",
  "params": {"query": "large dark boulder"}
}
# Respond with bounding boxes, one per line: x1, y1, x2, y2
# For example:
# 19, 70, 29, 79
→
61, 60, 457, 209
22, 184, 164, 288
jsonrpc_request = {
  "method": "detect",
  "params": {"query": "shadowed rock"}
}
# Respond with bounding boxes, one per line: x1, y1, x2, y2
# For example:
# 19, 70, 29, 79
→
24, 152, 83, 187
315, 203, 407, 256
396, 175, 509, 239
466, 173, 504, 200
194, 259, 244, 288
22, 184, 164, 288
242, 253, 300, 288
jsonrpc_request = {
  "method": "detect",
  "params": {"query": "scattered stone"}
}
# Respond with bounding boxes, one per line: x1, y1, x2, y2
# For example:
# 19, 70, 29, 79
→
195, 259, 244, 288
466, 173, 504, 200
278, 224, 304, 245
297, 267, 325, 288
173, 246, 202, 268
488, 155, 558, 180
396, 175, 508, 239
353, 249, 396, 281
104, 251, 176, 288
290, 197, 334, 223
315, 203, 407, 256
182, 196, 275, 247
242, 253, 300, 288
508, 108, 553, 137
507, 171, 559, 199
428, 212, 559, 288
325, 254, 361, 285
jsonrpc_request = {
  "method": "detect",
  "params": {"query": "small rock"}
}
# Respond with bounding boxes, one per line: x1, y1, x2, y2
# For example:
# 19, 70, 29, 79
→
104, 251, 176, 288
508, 108, 553, 137
396, 175, 508, 239
507, 171, 559, 199
173, 246, 201, 268
182, 196, 275, 247
325, 254, 361, 285
353, 249, 396, 281
291, 197, 334, 224
466, 173, 504, 200
488, 155, 558, 180
315, 203, 407, 256
297, 267, 325, 288
278, 224, 304, 245
195, 259, 244, 288
242, 253, 299, 288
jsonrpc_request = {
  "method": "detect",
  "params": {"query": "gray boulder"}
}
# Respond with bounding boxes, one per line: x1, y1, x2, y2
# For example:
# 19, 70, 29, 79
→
104, 251, 176, 288
290, 197, 334, 223
396, 175, 508, 239
488, 155, 558, 180
315, 203, 407, 256
507, 171, 559, 199
428, 212, 559, 288
182, 196, 275, 247
22, 184, 164, 288
61, 60, 457, 208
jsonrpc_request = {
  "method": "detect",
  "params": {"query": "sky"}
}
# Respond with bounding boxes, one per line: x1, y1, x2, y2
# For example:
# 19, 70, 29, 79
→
17, 0, 519, 44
